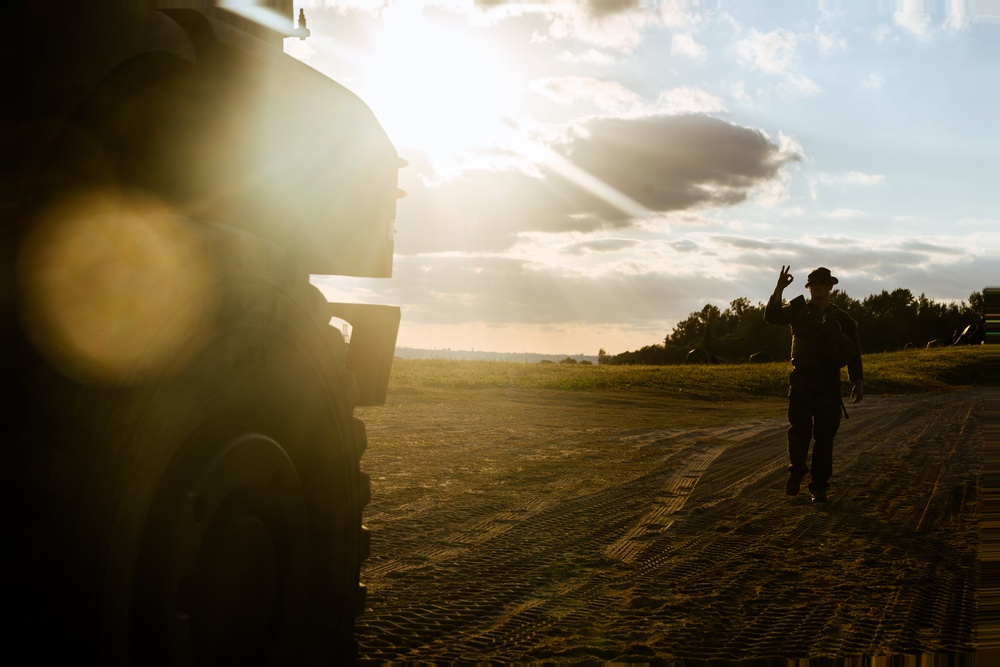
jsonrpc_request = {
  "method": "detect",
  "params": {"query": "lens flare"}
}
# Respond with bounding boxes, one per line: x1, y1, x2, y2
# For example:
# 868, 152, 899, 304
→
17, 191, 217, 385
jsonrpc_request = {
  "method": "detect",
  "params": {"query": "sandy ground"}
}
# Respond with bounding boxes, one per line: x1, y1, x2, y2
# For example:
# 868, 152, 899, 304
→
352, 386, 983, 663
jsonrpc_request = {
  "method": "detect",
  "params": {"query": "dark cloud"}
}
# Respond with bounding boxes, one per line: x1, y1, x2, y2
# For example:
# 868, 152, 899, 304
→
719, 239, 917, 277
317, 233, 988, 354
558, 114, 800, 213
586, 0, 643, 18
565, 238, 638, 254
395, 115, 799, 254
670, 239, 699, 252
712, 235, 986, 305
360, 253, 738, 329
878, 257, 994, 302
710, 235, 774, 250
898, 239, 965, 255
395, 155, 637, 254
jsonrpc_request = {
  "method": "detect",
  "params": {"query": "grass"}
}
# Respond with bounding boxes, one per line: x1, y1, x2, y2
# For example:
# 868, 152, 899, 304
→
387, 345, 987, 398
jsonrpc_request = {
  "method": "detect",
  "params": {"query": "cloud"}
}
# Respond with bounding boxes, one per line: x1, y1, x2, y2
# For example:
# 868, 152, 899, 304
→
530, 76, 643, 114
873, 24, 898, 43
394, 163, 635, 254
944, 1, 971, 31
898, 239, 966, 255
825, 208, 869, 219
860, 73, 885, 90
658, 1, 703, 28
710, 235, 772, 251
821, 172, 887, 187
894, 0, 933, 38
545, 3, 652, 52
307, 0, 701, 60
557, 48, 616, 64
364, 253, 680, 327
584, 0, 642, 19
670, 239, 699, 252
501, 0, 698, 22
731, 28, 822, 98
734, 28, 800, 74
470, 0, 698, 52
687, 233, 987, 306
556, 114, 802, 214
728, 80, 752, 104
655, 87, 726, 114
843, 172, 886, 186
784, 74, 822, 97
472, 0, 676, 21
814, 29, 848, 55
297, 0, 994, 357
393, 115, 802, 254
706, 233, 981, 280
809, 171, 886, 199
314, 229, 991, 354
565, 238, 640, 254
325, 247, 749, 338
671, 33, 707, 60
331, 234, 979, 334
531, 79, 725, 117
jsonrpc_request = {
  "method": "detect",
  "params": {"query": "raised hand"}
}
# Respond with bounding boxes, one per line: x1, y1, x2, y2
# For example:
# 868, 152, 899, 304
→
774, 265, 794, 293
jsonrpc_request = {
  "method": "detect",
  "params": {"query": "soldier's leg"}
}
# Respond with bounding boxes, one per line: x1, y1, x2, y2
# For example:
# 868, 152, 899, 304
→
809, 391, 842, 493
786, 384, 813, 477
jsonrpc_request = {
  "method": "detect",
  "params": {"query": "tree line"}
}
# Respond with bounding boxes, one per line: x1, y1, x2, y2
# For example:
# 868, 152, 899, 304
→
599, 288, 985, 366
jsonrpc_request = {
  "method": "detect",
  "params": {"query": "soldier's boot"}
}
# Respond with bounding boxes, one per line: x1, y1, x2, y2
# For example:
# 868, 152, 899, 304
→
808, 481, 828, 503
785, 471, 805, 496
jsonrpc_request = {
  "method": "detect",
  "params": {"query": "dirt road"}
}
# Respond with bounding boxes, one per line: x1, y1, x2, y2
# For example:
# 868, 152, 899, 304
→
353, 387, 983, 663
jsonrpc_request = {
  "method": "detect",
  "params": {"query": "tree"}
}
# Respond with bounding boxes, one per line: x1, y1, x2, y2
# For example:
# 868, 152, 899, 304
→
604, 285, 981, 365
968, 290, 984, 317
667, 304, 721, 350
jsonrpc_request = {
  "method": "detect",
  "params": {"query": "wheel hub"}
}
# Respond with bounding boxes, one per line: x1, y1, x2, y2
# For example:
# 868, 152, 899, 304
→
133, 430, 310, 663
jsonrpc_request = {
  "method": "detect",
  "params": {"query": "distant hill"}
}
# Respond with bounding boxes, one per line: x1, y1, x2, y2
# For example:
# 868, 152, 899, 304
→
394, 347, 599, 364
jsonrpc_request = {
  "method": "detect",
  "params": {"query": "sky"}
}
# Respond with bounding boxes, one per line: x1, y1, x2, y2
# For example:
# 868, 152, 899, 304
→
286, 0, 999, 356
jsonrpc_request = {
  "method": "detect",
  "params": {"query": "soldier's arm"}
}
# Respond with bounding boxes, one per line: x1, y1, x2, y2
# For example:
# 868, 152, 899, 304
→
764, 265, 796, 326
764, 293, 791, 325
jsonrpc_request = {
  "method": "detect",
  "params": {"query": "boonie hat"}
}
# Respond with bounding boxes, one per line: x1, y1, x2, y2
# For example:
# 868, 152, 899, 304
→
805, 267, 838, 287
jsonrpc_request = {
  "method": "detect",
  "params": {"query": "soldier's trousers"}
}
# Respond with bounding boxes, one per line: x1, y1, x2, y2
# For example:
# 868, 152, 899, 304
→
786, 367, 842, 489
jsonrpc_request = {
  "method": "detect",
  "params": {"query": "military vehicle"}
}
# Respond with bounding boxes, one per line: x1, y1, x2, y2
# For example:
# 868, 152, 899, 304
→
8, 2, 401, 662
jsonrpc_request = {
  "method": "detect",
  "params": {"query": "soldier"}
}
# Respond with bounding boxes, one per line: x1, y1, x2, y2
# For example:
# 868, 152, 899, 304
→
765, 266, 863, 502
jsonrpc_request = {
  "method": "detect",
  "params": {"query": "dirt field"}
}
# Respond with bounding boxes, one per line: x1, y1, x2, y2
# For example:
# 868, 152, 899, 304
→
352, 386, 983, 663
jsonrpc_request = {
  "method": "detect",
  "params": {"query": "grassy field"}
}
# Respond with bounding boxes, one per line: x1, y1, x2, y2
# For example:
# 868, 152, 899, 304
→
387, 345, 986, 398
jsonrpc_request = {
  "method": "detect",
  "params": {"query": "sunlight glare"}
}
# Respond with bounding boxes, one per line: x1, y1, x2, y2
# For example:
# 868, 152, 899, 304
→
220, 1, 294, 34
17, 191, 217, 385
362, 7, 517, 175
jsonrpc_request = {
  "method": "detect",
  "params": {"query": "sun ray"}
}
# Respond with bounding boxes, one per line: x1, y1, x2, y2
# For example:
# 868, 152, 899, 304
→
282, 6, 652, 229
538, 145, 655, 223
219, 1, 296, 35
497, 127, 655, 224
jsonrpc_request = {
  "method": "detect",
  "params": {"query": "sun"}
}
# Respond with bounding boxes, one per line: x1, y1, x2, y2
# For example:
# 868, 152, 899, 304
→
361, 9, 518, 174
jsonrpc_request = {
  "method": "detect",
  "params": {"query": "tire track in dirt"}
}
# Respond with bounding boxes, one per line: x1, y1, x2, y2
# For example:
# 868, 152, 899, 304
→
603, 442, 727, 564
354, 387, 982, 663
359, 462, 695, 660
630, 391, 984, 661
357, 407, 745, 661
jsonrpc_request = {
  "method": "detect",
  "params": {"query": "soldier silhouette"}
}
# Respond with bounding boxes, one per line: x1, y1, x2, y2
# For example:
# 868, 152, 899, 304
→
764, 266, 863, 503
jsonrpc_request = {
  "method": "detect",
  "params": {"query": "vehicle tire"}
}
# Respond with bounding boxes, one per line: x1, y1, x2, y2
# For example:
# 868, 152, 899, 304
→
16, 222, 370, 664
